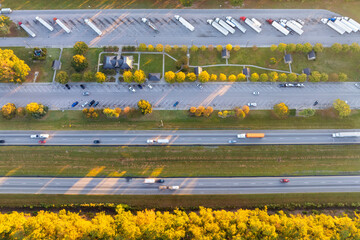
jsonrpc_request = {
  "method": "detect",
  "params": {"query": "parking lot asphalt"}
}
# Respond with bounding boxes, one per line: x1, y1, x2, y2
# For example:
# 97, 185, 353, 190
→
1, 9, 359, 47
0, 82, 358, 110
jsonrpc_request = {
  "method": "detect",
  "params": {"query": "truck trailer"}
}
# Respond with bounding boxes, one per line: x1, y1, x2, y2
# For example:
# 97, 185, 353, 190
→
53, 18, 71, 33
285, 20, 304, 35
214, 18, 235, 34
237, 133, 265, 138
321, 18, 345, 35
142, 18, 158, 32
344, 17, 360, 30
18, 22, 36, 37
267, 19, 289, 36
333, 19, 352, 33
36, 16, 54, 32
332, 132, 360, 137
207, 19, 229, 36
338, 18, 358, 32
84, 19, 102, 36
1, 8, 12, 14
174, 15, 194, 32
240, 17, 261, 33
226, 16, 246, 33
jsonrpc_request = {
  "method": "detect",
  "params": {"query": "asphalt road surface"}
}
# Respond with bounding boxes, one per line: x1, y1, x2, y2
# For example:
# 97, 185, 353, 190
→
0, 130, 359, 146
1, 176, 360, 194
1, 9, 359, 47
1, 82, 360, 110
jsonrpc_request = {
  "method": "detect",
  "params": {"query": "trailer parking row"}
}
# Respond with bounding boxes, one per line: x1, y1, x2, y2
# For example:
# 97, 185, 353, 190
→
321, 17, 360, 35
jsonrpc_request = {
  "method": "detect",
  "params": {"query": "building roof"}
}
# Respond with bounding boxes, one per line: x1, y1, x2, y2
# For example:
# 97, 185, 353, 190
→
52, 60, 61, 70
120, 56, 133, 70
103, 55, 133, 70
302, 68, 311, 75
148, 73, 161, 81
222, 49, 230, 59
307, 50, 316, 60
284, 54, 293, 63
242, 67, 250, 77
194, 66, 202, 76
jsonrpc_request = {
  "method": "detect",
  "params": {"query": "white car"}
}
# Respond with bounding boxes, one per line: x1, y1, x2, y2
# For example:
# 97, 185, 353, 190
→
253, 91, 260, 95
81, 102, 89, 108
147, 139, 155, 143
30, 134, 49, 139
147, 84, 153, 89
248, 103, 257, 107
129, 86, 136, 93
355, 83, 360, 89
168, 186, 180, 190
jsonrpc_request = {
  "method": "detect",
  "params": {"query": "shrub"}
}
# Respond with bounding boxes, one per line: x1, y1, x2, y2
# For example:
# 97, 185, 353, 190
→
342, 44, 350, 52
73, 41, 88, 55
277, 43, 287, 52
165, 71, 176, 83
302, 42, 313, 53
309, 71, 321, 82
155, 44, 164, 52
138, 99, 152, 115
228, 74, 236, 82
147, 44, 154, 51
297, 73, 307, 82
190, 45, 198, 52
179, 0, 193, 6
200, 45, 207, 51
164, 45, 172, 53
269, 72, 278, 82
216, 45, 223, 52
259, 73, 268, 82
313, 43, 323, 53
234, 45, 240, 51
198, 71, 210, 83
219, 73, 227, 81
123, 71, 133, 83
299, 109, 316, 117
320, 72, 328, 82
56, 71, 69, 84
83, 71, 95, 82
210, 74, 217, 81
270, 44, 277, 52
103, 46, 119, 52
181, 45, 188, 52
226, 44, 232, 51
138, 43, 147, 51
250, 73, 259, 82
175, 72, 185, 83
339, 72, 348, 82
71, 73, 82, 82
186, 73, 196, 82
1, 103, 16, 119
95, 72, 106, 83
279, 73, 287, 82
26, 102, 48, 119
331, 43, 342, 53
230, 0, 243, 5
286, 43, 296, 53
237, 73, 246, 81
287, 73, 297, 82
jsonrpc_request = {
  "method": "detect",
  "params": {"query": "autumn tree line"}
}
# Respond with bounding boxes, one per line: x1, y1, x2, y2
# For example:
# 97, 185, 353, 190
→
1, 102, 47, 119
1, 205, 360, 239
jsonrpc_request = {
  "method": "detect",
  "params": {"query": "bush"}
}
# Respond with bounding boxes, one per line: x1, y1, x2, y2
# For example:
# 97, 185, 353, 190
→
103, 46, 119, 52
56, 71, 69, 84
95, 72, 106, 83
190, 45, 198, 52
73, 41, 88, 55
1, 103, 16, 119
71, 73, 82, 82
26, 102, 48, 119
230, 0, 243, 5
164, 71, 176, 83
101, 68, 116, 76
155, 44, 164, 52
250, 73, 259, 82
83, 71, 95, 82
331, 43, 342, 53
138, 43, 147, 51
122, 46, 136, 51
228, 74, 236, 82
179, 0, 193, 6
339, 72, 348, 82
32, 48, 47, 60
138, 99, 152, 114
299, 109, 316, 117
71, 55, 88, 72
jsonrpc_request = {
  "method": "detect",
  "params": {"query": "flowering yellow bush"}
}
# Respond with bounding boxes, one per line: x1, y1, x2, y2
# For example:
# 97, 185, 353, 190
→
26, 102, 48, 119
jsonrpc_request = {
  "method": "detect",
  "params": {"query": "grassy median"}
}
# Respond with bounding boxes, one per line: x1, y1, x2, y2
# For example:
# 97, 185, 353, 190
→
0, 145, 359, 177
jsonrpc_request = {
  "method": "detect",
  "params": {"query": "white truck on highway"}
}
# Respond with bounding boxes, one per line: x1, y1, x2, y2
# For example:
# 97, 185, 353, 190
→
147, 139, 170, 144
240, 17, 262, 33
332, 132, 360, 137
174, 15, 194, 32
159, 185, 179, 190
207, 19, 229, 36
267, 19, 289, 36
30, 134, 49, 139
226, 16, 246, 33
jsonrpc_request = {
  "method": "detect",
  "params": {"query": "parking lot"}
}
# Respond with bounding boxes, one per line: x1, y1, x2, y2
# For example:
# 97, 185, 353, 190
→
1, 9, 360, 47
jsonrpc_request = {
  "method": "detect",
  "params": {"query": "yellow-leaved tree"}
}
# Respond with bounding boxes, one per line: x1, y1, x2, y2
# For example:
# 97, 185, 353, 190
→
273, 102, 289, 119
138, 99, 152, 115
0, 49, 30, 83
26, 102, 48, 119
1, 103, 16, 119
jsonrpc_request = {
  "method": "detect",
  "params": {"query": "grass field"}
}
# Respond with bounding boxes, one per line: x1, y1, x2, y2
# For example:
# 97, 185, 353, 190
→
0, 109, 359, 130
1, 193, 360, 211
0, 145, 359, 177
139, 54, 163, 76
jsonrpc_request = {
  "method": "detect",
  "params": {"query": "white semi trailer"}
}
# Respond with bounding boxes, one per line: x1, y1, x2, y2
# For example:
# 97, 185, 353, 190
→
85, 19, 102, 36
267, 19, 289, 36
53, 18, 71, 33
1, 8, 12, 14
36, 16, 54, 32
214, 18, 235, 34
240, 17, 261, 33
207, 19, 229, 36
286, 20, 304, 35
344, 17, 360, 30
226, 16, 246, 33
321, 18, 345, 35
332, 132, 360, 137
18, 22, 36, 37
174, 15, 194, 32
339, 18, 358, 32
142, 18, 158, 32
334, 19, 352, 33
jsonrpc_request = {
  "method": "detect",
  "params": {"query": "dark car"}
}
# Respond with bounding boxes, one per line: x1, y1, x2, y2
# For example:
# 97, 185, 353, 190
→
279, 83, 286, 88
89, 100, 95, 107
80, 84, 85, 89
71, 101, 79, 107
156, 179, 165, 183
173, 101, 179, 107
313, 101, 318, 106
65, 84, 71, 89
0, 140, 5, 143
93, 101, 99, 107
93, 140, 100, 144
137, 84, 143, 89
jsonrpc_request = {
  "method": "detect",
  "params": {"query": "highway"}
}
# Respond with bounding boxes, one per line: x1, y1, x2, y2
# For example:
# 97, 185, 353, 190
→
1, 176, 360, 194
0, 130, 359, 146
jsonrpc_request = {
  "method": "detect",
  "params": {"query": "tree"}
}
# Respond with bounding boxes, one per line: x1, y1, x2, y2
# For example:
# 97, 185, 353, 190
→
180, 0, 193, 7
83, 71, 95, 82
208, 45, 214, 51
299, 108, 316, 117
250, 73, 259, 82
297, 73, 307, 82
273, 102, 289, 119
164, 71, 176, 83
302, 42, 313, 53
279, 73, 287, 82
269, 72, 278, 82
181, 45, 188, 52
216, 45, 223, 52
259, 73, 268, 82
186, 72, 197, 82
147, 44, 154, 51
123, 71, 133, 83
286, 43, 296, 53
314, 43, 324, 53
235, 108, 245, 119
95, 72, 106, 83
242, 105, 250, 114
198, 71, 210, 83
295, 43, 303, 52
138, 99, 152, 115
56, 71, 69, 84
320, 72, 329, 82
72, 55, 88, 72
103, 108, 121, 118
73, 41, 89, 55
164, 45, 172, 53
234, 45, 240, 51
342, 44, 350, 52
1, 103, 16, 119
219, 73, 227, 81
195, 106, 205, 117
277, 43, 287, 52
189, 107, 196, 113
309, 71, 321, 82
0, 15, 11, 36
333, 99, 351, 118
200, 45, 207, 51
270, 44, 277, 52
138, 43, 147, 51
210, 74, 217, 81
331, 43, 342, 53
82, 107, 98, 119
175, 72, 185, 83
0, 49, 30, 83
203, 106, 213, 117
190, 45, 198, 52
155, 44, 163, 52
133, 70, 146, 84
228, 74, 236, 82
287, 73, 297, 82
237, 73, 246, 81
226, 44, 232, 51
350, 42, 360, 53
339, 72, 348, 82
26, 102, 48, 119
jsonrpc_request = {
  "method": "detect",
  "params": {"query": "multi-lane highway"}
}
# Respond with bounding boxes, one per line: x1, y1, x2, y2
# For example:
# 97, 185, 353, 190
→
0, 130, 359, 146
1, 176, 360, 194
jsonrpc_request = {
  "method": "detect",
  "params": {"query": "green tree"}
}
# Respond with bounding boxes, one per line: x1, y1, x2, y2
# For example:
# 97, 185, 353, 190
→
71, 55, 88, 72
73, 41, 89, 55
309, 71, 321, 82
250, 73, 259, 82
302, 42, 313, 53
179, 0, 193, 6
277, 43, 287, 52
186, 72, 197, 82
181, 45, 188, 52
286, 43, 296, 53
190, 45, 198, 52
320, 72, 329, 82
164, 71, 176, 83
138, 99, 152, 114
333, 99, 351, 118
295, 43, 303, 52
83, 71, 95, 82
279, 73, 287, 82
175, 72, 185, 83
269, 72, 278, 82
123, 71, 133, 83
342, 44, 350, 52
259, 73, 268, 82
314, 43, 323, 53
331, 43, 342, 53
55, 71, 69, 84
133, 70, 146, 84
299, 108, 316, 117
339, 72, 348, 82
297, 73, 307, 82
138, 43, 147, 51
198, 71, 210, 83
270, 44, 277, 52
273, 102, 289, 119
164, 44, 172, 53
95, 72, 106, 83
350, 42, 360, 53
287, 73, 297, 82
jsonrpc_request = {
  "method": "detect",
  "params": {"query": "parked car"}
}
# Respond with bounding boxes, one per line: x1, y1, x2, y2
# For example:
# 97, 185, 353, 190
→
253, 91, 260, 95
279, 83, 286, 88
65, 84, 71, 89
355, 83, 360, 89
81, 102, 89, 108
147, 83, 153, 89
93, 140, 100, 144
248, 102, 257, 107
228, 140, 237, 143
313, 101, 318, 106
280, 178, 290, 183
80, 84, 85, 89
89, 100, 95, 107
71, 101, 79, 107
285, 83, 294, 87
196, 83, 203, 89
156, 179, 165, 183
137, 84, 143, 89
0, 140, 5, 143
294, 83, 304, 88
129, 86, 136, 93
173, 101, 179, 107
93, 101, 99, 107
82, 91, 90, 96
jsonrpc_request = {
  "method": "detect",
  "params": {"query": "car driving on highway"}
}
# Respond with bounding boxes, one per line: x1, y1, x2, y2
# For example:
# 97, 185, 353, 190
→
30, 134, 49, 139
280, 178, 290, 183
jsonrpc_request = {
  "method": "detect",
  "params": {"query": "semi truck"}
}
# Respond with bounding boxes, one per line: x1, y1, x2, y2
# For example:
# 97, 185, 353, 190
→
36, 16, 54, 32
266, 19, 289, 36
174, 15, 194, 32
225, 16, 246, 33
321, 18, 345, 35
332, 132, 360, 137
147, 139, 170, 144
84, 19, 102, 36
237, 133, 265, 138
285, 20, 303, 35
142, 18, 158, 32
53, 18, 71, 33
214, 18, 235, 34
251, 18, 262, 28
18, 22, 36, 37
207, 19, 229, 36
240, 17, 261, 33
290, 20, 303, 29
1, 8, 12, 14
